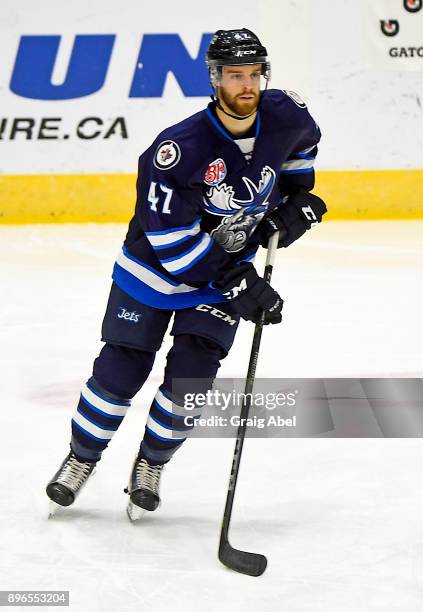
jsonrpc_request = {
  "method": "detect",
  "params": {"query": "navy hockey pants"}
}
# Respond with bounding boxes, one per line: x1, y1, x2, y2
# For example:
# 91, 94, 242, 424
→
70, 283, 239, 465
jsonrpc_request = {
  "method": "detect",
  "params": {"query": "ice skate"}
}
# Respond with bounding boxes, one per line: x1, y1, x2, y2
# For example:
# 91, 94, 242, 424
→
46, 451, 96, 515
125, 457, 164, 522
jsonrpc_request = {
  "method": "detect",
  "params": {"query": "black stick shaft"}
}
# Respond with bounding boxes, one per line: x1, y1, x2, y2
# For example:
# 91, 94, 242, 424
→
220, 233, 279, 540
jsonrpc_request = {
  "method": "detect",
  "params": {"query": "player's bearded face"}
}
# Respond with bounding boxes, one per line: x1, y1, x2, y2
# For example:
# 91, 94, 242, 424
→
218, 65, 261, 117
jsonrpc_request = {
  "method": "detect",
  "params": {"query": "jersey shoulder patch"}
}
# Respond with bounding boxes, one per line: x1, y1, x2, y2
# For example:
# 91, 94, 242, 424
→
151, 110, 214, 178
153, 140, 181, 170
282, 90, 307, 108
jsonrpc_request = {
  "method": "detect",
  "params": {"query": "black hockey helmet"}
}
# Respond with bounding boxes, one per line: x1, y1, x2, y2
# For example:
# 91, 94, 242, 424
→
206, 28, 271, 85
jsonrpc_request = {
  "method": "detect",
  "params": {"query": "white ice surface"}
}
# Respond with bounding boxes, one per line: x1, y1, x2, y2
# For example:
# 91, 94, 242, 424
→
1, 221, 423, 611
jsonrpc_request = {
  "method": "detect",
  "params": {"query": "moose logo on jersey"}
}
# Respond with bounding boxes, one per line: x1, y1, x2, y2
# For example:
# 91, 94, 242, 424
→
204, 158, 227, 186
204, 166, 276, 253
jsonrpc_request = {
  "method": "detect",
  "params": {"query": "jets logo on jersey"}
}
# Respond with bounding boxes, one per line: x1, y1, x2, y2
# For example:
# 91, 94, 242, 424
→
153, 140, 181, 170
205, 166, 276, 253
283, 90, 307, 108
204, 158, 227, 186
117, 307, 141, 323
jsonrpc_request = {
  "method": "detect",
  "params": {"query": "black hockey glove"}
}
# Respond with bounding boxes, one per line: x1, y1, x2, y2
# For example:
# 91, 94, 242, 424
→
214, 262, 283, 325
259, 189, 327, 248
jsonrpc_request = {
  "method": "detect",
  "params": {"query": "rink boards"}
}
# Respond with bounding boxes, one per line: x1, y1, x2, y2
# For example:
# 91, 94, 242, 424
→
1, 169, 423, 223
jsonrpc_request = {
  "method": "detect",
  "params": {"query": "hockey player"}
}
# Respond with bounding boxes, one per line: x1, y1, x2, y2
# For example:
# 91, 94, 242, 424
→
46, 28, 327, 520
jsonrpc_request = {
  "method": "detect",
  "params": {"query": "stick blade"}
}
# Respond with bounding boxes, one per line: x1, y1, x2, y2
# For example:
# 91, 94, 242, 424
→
219, 540, 267, 577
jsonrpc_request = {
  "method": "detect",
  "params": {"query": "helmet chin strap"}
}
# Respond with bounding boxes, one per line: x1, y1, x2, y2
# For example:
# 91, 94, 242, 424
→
211, 94, 257, 121
211, 78, 269, 121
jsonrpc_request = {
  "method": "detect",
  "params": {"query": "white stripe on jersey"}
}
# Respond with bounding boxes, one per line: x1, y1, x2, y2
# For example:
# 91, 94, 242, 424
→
145, 220, 201, 247
116, 249, 198, 295
160, 233, 212, 274
281, 158, 314, 172
298, 145, 316, 155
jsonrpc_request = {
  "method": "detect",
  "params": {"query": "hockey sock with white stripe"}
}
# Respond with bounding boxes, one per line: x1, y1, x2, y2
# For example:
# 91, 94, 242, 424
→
71, 377, 131, 462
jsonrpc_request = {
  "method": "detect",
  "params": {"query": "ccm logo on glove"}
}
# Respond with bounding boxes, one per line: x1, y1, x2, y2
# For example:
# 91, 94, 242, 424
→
301, 205, 318, 226
259, 189, 327, 248
214, 262, 283, 325
223, 278, 247, 300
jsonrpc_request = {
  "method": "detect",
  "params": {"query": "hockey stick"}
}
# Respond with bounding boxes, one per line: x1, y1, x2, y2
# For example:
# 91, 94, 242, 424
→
218, 231, 280, 577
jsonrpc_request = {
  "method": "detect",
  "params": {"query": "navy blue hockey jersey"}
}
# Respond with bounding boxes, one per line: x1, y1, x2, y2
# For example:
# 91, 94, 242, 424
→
112, 89, 321, 309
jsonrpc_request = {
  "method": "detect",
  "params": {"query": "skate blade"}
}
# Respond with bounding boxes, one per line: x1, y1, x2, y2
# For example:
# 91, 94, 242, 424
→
127, 501, 146, 522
